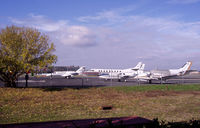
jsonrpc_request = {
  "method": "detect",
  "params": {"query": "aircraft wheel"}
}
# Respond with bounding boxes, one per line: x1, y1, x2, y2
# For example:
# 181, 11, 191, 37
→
65, 76, 71, 79
149, 80, 152, 84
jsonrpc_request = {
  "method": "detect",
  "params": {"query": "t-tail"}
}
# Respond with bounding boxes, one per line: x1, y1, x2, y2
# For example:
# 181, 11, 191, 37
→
76, 66, 86, 74
137, 63, 145, 74
132, 62, 143, 70
139, 64, 145, 71
179, 61, 192, 75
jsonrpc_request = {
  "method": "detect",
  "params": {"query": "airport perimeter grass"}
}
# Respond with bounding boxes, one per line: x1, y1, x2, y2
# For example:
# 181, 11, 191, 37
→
1, 84, 200, 124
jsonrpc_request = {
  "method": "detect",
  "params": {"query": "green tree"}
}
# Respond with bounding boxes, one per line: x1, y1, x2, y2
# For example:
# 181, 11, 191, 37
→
0, 25, 57, 87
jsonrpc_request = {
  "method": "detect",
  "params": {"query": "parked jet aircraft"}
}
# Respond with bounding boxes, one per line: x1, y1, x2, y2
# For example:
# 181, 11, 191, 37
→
90, 62, 142, 74
62, 66, 86, 78
90, 62, 144, 81
135, 61, 192, 83
40, 66, 86, 78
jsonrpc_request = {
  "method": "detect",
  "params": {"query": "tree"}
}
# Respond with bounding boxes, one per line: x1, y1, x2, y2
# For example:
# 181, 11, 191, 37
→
0, 25, 57, 87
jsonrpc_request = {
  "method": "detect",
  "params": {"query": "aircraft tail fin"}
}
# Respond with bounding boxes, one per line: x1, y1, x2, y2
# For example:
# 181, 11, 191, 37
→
139, 64, 145, 71
132, 62, 142, 70
76, 66, 86, 73
179, 61, 192, 75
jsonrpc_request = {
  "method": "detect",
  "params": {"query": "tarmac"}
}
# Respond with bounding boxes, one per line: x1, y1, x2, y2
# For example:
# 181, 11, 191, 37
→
1, 73, 200, 88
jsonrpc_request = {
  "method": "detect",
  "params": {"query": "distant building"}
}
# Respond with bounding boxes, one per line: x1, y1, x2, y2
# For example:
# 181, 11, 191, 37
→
37, 66, 80, 73
53, 66, 79, 71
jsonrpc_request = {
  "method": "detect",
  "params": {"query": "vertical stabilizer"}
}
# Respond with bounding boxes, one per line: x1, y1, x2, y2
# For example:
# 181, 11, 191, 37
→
132, 62, 142, 70
76, 66, 86, 73
179, 61, 192, 75
140, 64, 145, 71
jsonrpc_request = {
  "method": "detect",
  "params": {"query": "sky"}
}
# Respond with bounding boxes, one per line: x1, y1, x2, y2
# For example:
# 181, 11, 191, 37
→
0, 0, 200, 70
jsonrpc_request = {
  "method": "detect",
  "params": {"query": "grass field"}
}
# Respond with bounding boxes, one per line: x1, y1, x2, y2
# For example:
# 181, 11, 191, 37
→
1, 84, 200, 124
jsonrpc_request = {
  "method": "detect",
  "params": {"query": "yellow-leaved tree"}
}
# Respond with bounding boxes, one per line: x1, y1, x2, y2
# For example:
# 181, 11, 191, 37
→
0, 25, 57, 87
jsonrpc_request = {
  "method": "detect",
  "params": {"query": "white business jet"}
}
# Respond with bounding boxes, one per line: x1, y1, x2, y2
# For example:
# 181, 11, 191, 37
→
41, 66, 86, 79
90, 62, 144, 82
135, 61, 192, 83
61, 66, 86, 78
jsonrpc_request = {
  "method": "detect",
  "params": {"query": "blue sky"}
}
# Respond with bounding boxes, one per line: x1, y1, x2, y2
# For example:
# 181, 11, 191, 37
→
1, 0, 200, 70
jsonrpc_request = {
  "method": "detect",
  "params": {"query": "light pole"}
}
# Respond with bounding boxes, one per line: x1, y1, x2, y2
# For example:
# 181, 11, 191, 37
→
110, 71, 113, 86
181, 72, 184, 85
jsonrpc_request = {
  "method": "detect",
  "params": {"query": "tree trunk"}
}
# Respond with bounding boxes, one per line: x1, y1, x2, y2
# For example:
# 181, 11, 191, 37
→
12, 80, 17, 87
4, 76, 17, 87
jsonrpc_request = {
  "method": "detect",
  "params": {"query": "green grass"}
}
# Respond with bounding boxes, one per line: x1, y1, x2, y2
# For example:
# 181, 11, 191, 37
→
0, 84, 200, 124
111, 84, 200, 92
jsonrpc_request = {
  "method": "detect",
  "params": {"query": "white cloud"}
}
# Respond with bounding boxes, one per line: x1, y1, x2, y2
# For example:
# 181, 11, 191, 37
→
55, 25, 96, 46
78, 10, 122, 22
76, 9, 200, 68
9, 10, 200, 69
10, 14, 67, 32
78, 5, 138, 23
167, 0, 200, 4
10, 14, 97, 47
